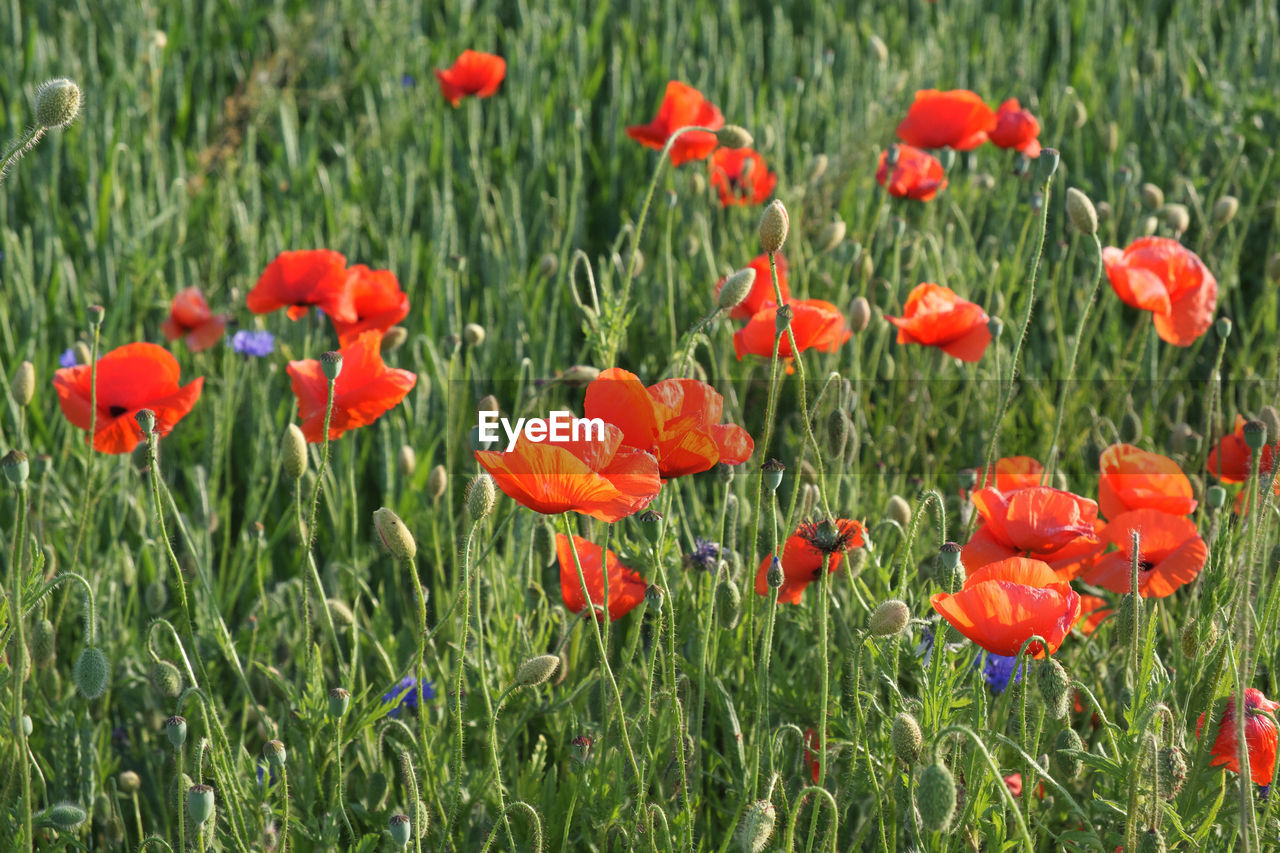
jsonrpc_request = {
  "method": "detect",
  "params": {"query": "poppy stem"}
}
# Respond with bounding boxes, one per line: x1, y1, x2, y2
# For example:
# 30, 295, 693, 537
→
1193, 332, 1230, 532
303, 377, 343, 672
330, 717, 351, 847
8, 480, 32, 853
0, 125, 45, 185
487, 685, 520, 850
445, 522, 479, 838
931, 725, 1035, 851
406, 553, 431, 826
67, 316, 103, 611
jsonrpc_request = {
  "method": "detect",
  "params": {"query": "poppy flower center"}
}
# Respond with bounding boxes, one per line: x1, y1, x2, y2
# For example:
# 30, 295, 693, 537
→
108, 405, 128, 418
1138, 559, 1155, 573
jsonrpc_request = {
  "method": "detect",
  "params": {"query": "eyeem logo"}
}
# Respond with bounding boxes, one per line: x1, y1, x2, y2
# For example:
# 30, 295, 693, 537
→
477, 410, 607, 452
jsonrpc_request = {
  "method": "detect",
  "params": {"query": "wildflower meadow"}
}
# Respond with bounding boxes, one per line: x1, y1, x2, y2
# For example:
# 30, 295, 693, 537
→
5, 1, 1280, 850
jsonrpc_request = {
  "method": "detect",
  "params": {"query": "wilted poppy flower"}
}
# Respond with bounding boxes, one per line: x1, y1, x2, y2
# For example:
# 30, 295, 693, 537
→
286, 330, 417, 443
1075, 594, 1111, 636
715, 253, 789, 321
626, 80, 724, 167
1081, 509, 1207, 597
930, 556, 1081, 657
435, 50, 506, 107
583, 368, 753, 478
555, 534, 647, 621
977, 456, 1046, 492
161, 287, 228, 352
1103, 237, 1218, 347
1003, 773, 1046, 799
1097, 443, 1196, 518
895, 89, 996, 151
887, 283, 992, 362
1197, 689, 1279, 786
733, 299, 851, 366
963, 486, 1102, 580
988, 99, 1041, 158
1208, 415, 1276, 484
877, 145, 948, 201
53, 343, 204, 454
709, 147, 777, 207
247, 249, 356, 322
476, 424, 661, 522
753, 518, 866, 604
330, 265, 410, 346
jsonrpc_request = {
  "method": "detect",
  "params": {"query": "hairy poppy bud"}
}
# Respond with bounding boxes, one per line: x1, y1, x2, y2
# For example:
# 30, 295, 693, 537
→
826, 409, 850, 458
389, 814, 412, 848
281, 424, 307, 480
427, 464, 448, 501
761, 458, 785, 492
717, 125, 753, 149
463, 323, 486, 346
887, 494, 911, 528
1115, 594, 1140, 640
849, 296, 871, 333
758, 200, 789, 253
917, 763, 957, 832
892, 712, 923, 763
1052, 727, 1083, 780
1212, 195, 1239, 225
817, 219, 846, 253
515, 654, 560, 687
1260, 407, 1280, 446
466, 473, 496, 520
774, 303, 793, 338
31, 618, 55, 667
870, 599, 910, 637
397, 445, 416, 477
263, 739, 286, 769
13, 360, 35, 406
1139, 215, 1159, 236
1206, 485, 1226, 510
808, 153, 829, 183
381, 325, 409, 354
165, 715, 188, 750
34, 78, 82, 129
1136, 828, 1166, 853
765, 557, 784, 590
73, 646, 110, 699
1140, 183, 1164, 210
44, 802, 87, 831
319, 351, 343, 381
1065, 188, 1097, 236
150, 660, 183, 700
74, 342, 92, 365
119, 770, 141, 794
2, 449, 29, 487
1034, 148, 1060, 182
716, 578, 742, 629
373, 507, 416, 561
718, 267, 757, 311
1095, 200, 1113, 224
1156, 745, 1187, 799
735, 799, 776, 853
186, 784, 215, 826
1164, 203, 1190, 234
1036, 658, 1071, 720
1242, 419, 1267, 452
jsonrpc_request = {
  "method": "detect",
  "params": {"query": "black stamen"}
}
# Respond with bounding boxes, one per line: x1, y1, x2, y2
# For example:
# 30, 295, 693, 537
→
109, 405, 127, 418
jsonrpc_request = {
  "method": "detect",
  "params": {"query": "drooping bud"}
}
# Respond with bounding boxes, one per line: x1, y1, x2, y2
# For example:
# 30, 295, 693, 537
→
1242, 419, 1267, 452
282, 424, 307, 480
1140, 183, 1165, 209
1260, 407, 1280, 445
1065, 188, 1097, 235
735, 799, 777, 853
716, 125, 753, 149
463, 323, 486, 346
869, 599, 910, 637
561, 364, 600, 385
891, 712, 923, 763
716, 578, 742, 629
389, 814, 412, 848
44, 802, 88, 831
263, 739, 286, 768
1036, 658, 1071, 720
466, 474, 496, 520
13, 360, 35, 406
373, 507, 416, 562
2, 449, 29, 486
817, 218, 847, 253
34, 78, 82, 129
761, 458, 785, 492
887, 494, 911, 528
319, 351, 343, 381
149, 660, 183, 700
1212, 196, 1239, 225
397, 445, 416, 477
849, 296, 871, 333
718, 267, 757, 311
1139, 215, 1160, 236
165, 715, 188, 750
807, 153, 830, 183
515, 654, 560, 687
185, 784, 215, 826
72, 646, 110, 699
1052, 728, 1084, 780
758, 199, 789, 253
917, 763, 957, 832
826, 409, 850, 458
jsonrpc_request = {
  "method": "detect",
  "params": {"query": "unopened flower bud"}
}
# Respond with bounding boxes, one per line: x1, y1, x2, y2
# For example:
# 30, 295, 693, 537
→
538, 253, 559, 277
1215, 316, 1232, 339
73, 646, 110, 699
718, 267, 757, 311
561, 364, 600, 385
1212, 196, 1239, 225
891, 712, 923, 763
817, 218, 846, 253
463, 323, 486, 346
765, 557, 784, 590
1140, 183, 1164, 209
165, 715, 188, 750
74, 341, 92, 365
1053, 727, 1084, 780
13, 360, 35, 407
119, 771, 141, 794
761, 458, 785, 492
869, 599, 910, 637
1140, 215, 1160, 236
397, 444, 416, 477
735, 799, 777, 853
328, 687, 351, 718
263, 739, 286, 768
716, 125, 753, 149
849, 296, 871, 333
427, 464, 448, 501
758, 200, 789, 253
774, 303, 793, 338
389, 814, 412, 848
868, 34, 889, 64
31, 618, 55, 667
988, 316, 1004, 340
373, 507, 416, 561
716, 578, 742, 629
1065, 188, 1097, 235
466, 473, 496, 520
1164, 203, 1190, 234
186, 784, 215, 826
1095, 200, 1113, 224
149, 660, 183, 699
381, 326, 409, 353
1036, 658, 1071, 720
886, 494, 911, 528
282, 424, 307, 480
917, 763, 957, 832
1243, 419, 1267, 452
515, 654, 560, 687
1136, 828, 1166, 853
45, 802, 88, 831
826, 409, 850, 458
34, 78, 82, 129
807, 153, 829, 184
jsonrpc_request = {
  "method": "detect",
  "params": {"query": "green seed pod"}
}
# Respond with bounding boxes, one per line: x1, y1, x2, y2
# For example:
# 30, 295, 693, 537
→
1243, 419, 1267, 452
1136, 828, 1166, 853
31, 618, 56, 667
466, 474, 496, 520
1052, 728, 1084, 780
165, 715, 188, 750
735, 799, 776, 853
774, 303, 794, 338
35, 78, 82, 129
282, 423, 307, 480
891, 712, 923, 764
186, 784, 215, 825
328, 687, 351, 718
869, 600, 910, 637
149, 660, 183, 700
1036, 658, 1071, 720
1206, 485, 1226, 510
1034, 148, 1060, 182
716, 578, 742, 629
373, 507, 416, 561
761, 458, 785, 492
319, 351, 343, 381
917, 763, 957, 832
887, 494, 911, 529
73, 647, 110, 699
44, 802, 87, 831
2, 449, 29, 486
389, 814, 412, 848
515, 654, 560, 687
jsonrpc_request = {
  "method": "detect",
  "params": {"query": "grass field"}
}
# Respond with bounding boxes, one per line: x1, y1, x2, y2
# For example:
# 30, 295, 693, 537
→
3, 0, 1280, 850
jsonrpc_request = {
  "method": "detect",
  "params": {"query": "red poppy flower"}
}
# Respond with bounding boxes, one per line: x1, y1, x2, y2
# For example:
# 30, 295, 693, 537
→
1097, 443, 1196, 519
1002, 772, 1046, 800
1080, 509, 1207, 598
1103, 237, 1218, 347
435, 50, 506, 107
988, 99, 1041, 158
977, 456, 1046, 492
286, 330, 417, 443
709, 147, 777, 207
583, 368, 753, 478
963, 487, 1102, 580
1208, 415, 1276, 484
876, 145, 948, 201
1075, 594, 1111, 636
247, 249, 356, 322
715, 253, 789, 321
161, 287, 228, 352
626, 80, 724, 167
53, 343, 204, 454
753, 519, 867, 604
895, 89, 996, 151
803, 728, 822, 783
887, 283, 992, 362
475, 423, 661, 523
555, 534, 647, 622
732, 299, 851, 367
331, 265, 410, 346
1196, 689, 1279, 786
932, 556, 1080, 657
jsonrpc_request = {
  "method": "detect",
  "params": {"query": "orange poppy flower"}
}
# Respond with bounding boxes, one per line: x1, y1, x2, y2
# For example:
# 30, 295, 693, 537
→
1208, 415, 1276, 484
1075, 594, 1111, 636
247, 249, 357, 322
626, 80, 724, 167
962, 486, 1102, 580
1196, 689, 1279, 786
709, 147, 777, 207
895, 89, 996, 151
715, 253, 789, 321
583, 368, 753, 478
977, 456, 1046, 492
1080, 509, 1207, 598
475, 424, 661, 523
1097, 443, 1196, 519
753, 519, 866, 605
887, 283, 992, 362
876, 145, 948, 201
931, 556, 1080, 657
435, 50, 506, 107
555, 534, 647, 622
331, 265, 410, 346
161, 287, 228, 352
53, 343, 204, 454
286, 330, 417, 443
732, 299, 851, 366
1103, 237, 1218, 347
988, 99, 1041, 158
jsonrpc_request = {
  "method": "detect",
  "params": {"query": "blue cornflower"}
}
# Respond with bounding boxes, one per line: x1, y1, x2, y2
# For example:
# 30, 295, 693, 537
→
684, 538, 721, 573
382, 675, 436, 718
401, 74, 415, 88
914, 623, 963, 667
975, 652, 1024, 695
59, 348, 77, 367
256, 762, 279, 788
232, 330, 274, 357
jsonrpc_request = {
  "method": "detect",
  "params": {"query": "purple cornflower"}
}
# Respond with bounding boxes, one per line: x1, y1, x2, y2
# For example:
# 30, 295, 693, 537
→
59, 348, 78, 367
684, 538, 721, 573
382, 675, 436, 718
401, 74, 415, 87
232, 330, 274, 357
975, 652, 1024, 695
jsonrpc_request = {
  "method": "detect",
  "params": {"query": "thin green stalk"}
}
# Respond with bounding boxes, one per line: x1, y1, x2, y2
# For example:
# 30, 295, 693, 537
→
9, 482, 32, 853
176, 749, 186, 853
0, 126, 45, 185
279, 765, 291, 853
932, 725, 1034, 851
67, 317, 103, 589
488, 685, 520, 850
332, 717, 352, 844
303, 377, 343, 669
445, 521, 481, 837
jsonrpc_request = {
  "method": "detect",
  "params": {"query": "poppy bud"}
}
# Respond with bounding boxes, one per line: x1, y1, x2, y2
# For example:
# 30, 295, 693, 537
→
718, 267, 757, 311
280, 424, 307, 481
165, 715, 188, 750
1096, 200, 1113, 224
186, 784, 215, 826
891, 712, 923, 763
987, 316, 1003, 340
1139, 215, 1159, 236
1105, 121, 1120, 153
425, 464, 447, 502
328, 687, 351, 718
817, 219, 846, 253
397, 445, 416, 477
765, 557, 784, 590
1052, 728, 1083, 780
716, 578, 742, 629
887, 494, 911, 528
758, 199, 789, 253
45, 802, 88, 831
1242, 419, 1267, 452
319, 350, 343, 381
716, 125, 753, 149
145, 580, 169, 614
263, 739, 286, 768
73, 646, 110, 699
937, 148, 956, 172
13, 360, 35, 407
1065, 188, 1097, 236
1070, 99, 1088, 128
1164, 203, 1190, 234
538, 253, 559, 278
774, 303, 793, 339
1136, 828, 1166, 853
761, 458, 785, 492
373, 507, 416, 562
1140, 183, 1165, 209
34, 78, 82, 129
1215, 316, 1232, 339
1170, 422, 1197, 455
870, 599, 910, 637
389, 814, 412, 848
150, 660, 183, 700
868, 34, 889, 63
2, 449, 29, 487
74, 341, 92, 364
119, 770, 141, 794
12, 714, 32, 736
917, 763, 957, 832
1036, 658, 1071, 720
807, 153, 829, 184
1180, 618, 1205, 658
463, 323, 486, 346
645, 584, 665, 612
515, 654, 560, 687
466, 473, 496, 520
1212, 195, 1239, 225
31, 618, 55, 667
381, 325, 409, 354
1268, 252, 1280, 282
326, 598, 354, 628
735, 799, 776, 853
1034, 148, 1060, 182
